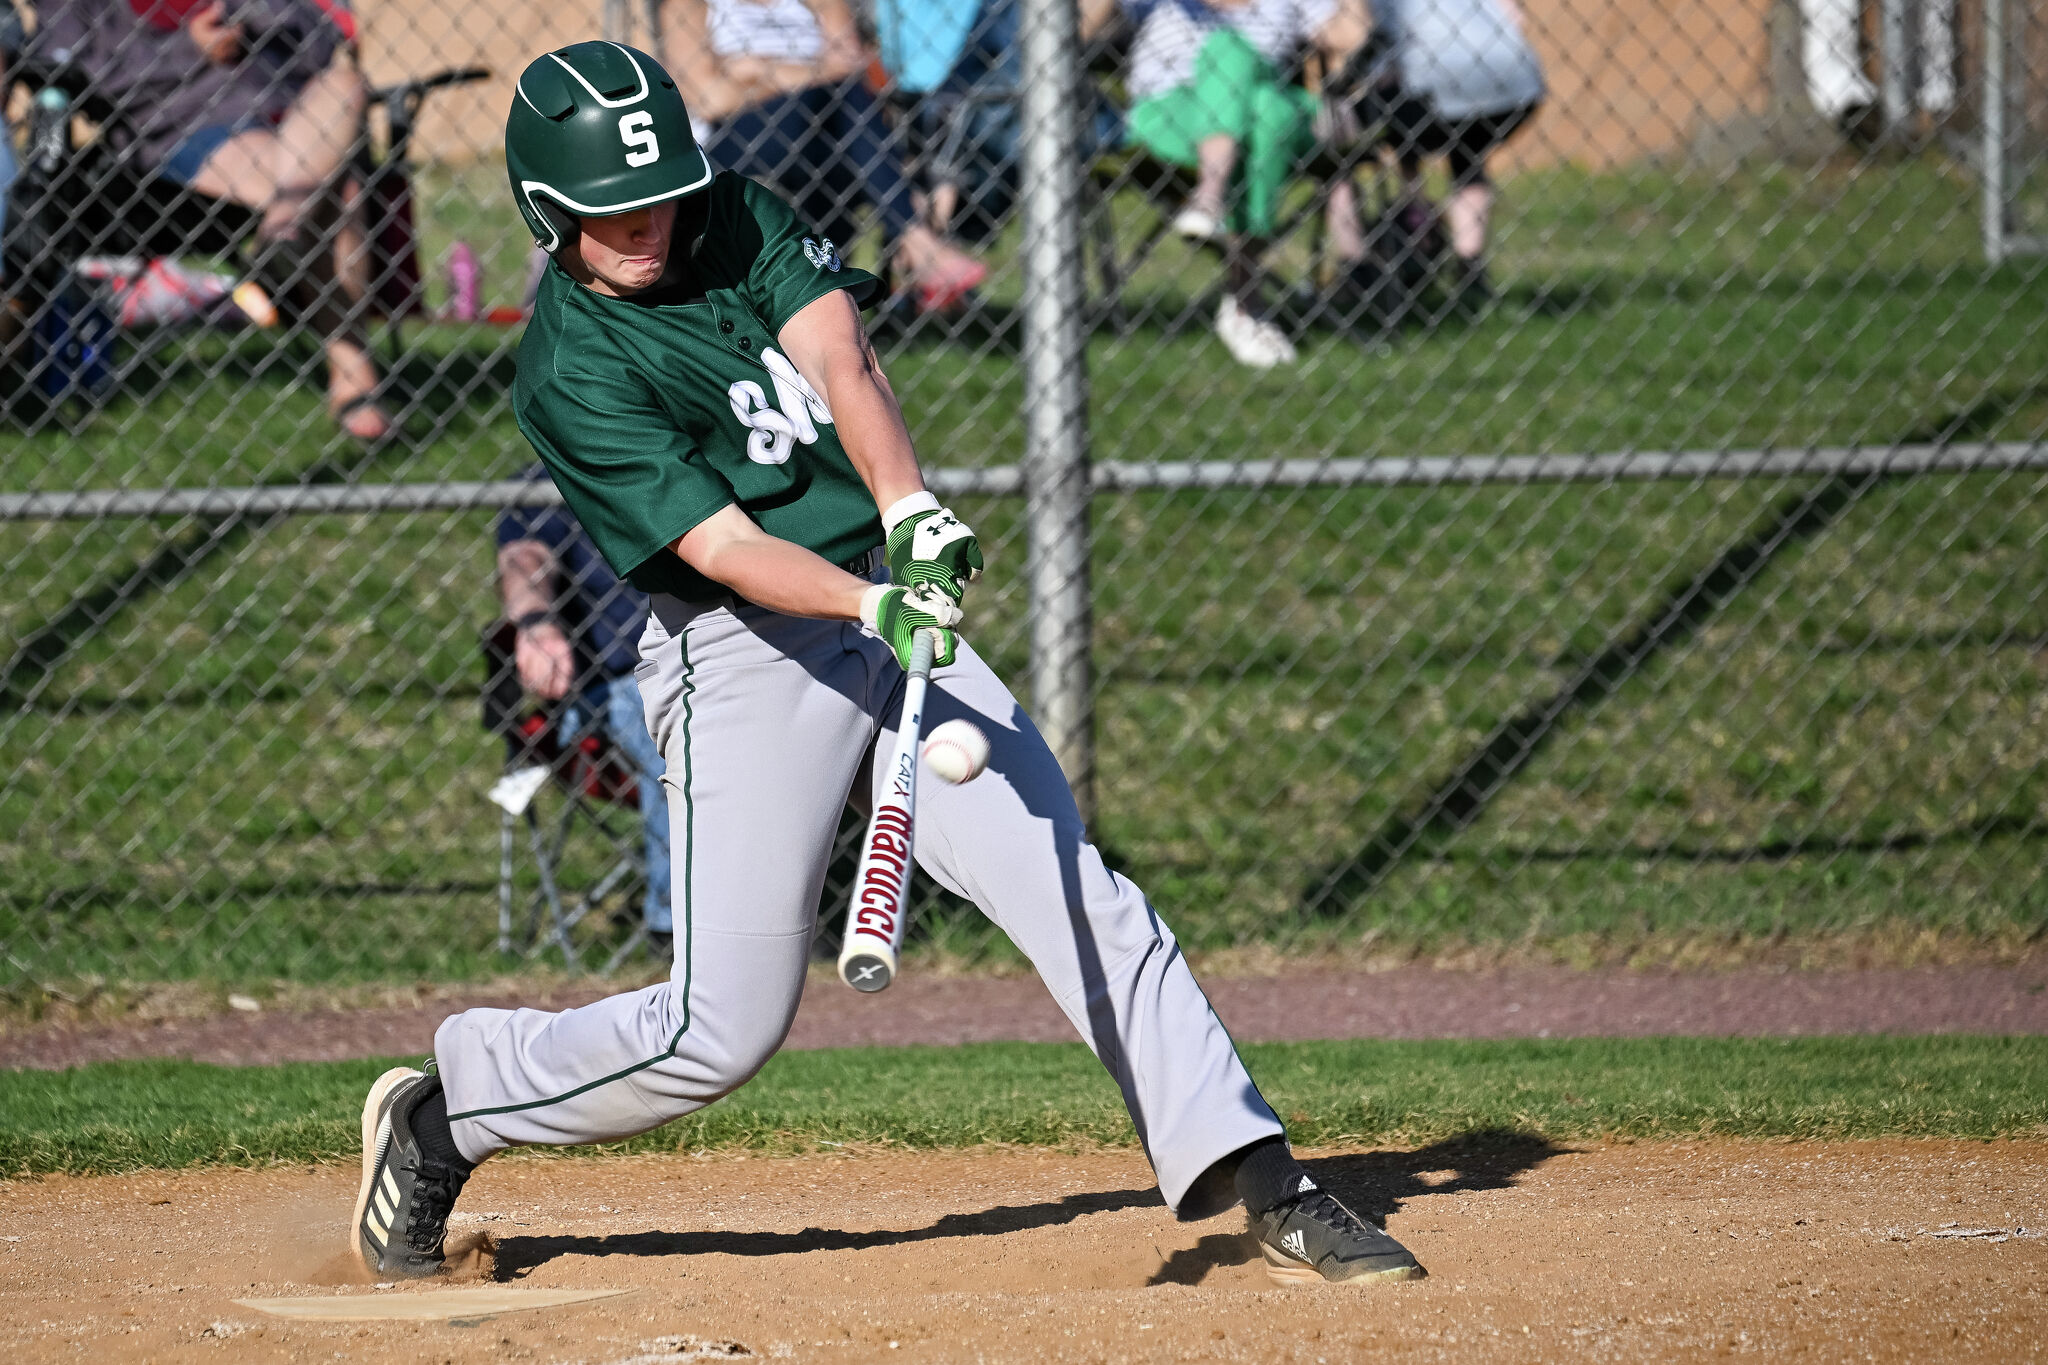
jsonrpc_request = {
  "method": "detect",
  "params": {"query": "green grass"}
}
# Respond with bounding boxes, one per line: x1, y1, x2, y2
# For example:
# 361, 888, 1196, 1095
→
2, 1035, 2042, 1177
4, 155, 2048, 983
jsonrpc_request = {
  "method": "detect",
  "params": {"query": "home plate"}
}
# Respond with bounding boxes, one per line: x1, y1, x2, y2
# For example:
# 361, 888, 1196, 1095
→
234, 1287, 632, 1322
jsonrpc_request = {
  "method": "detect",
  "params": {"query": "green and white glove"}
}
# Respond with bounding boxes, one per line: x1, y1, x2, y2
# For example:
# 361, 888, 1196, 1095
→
860, 584, 962, 671
884, 492, 984, 605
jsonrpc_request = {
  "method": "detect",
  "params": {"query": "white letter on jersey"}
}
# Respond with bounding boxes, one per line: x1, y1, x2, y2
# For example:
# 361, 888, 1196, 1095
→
728, 380, 799, 465
728, 348, 834, 466
761, 347, 832, 440
618, 111, 660, 167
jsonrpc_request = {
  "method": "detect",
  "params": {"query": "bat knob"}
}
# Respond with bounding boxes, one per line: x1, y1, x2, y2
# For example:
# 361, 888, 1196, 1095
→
840, 951, 895, 993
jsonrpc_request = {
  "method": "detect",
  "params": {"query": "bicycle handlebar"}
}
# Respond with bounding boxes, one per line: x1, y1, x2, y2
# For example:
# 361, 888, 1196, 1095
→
367, 67, 492, 105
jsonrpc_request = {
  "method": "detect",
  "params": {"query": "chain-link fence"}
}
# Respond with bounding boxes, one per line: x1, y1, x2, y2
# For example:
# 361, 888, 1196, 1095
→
4, 0, 2046, 986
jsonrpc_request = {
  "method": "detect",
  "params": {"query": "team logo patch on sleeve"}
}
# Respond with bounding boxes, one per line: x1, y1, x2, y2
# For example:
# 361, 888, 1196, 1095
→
802, 237, 842, 272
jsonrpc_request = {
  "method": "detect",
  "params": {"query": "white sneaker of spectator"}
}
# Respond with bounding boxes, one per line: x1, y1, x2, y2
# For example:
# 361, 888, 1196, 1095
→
1172, 204, 1224, 241
1215, 296, 1297, 369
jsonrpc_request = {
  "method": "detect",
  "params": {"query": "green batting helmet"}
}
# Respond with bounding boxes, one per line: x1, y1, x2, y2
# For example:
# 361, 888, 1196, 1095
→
505, 42, 711, 253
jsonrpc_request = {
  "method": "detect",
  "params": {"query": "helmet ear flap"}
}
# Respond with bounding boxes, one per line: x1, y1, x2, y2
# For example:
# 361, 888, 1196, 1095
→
529, 191, 577, 254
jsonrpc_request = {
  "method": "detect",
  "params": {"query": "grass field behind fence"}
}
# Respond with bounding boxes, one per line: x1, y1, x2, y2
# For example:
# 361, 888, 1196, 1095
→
3, 157, 2048, 984
3, 1036, 2043, 1176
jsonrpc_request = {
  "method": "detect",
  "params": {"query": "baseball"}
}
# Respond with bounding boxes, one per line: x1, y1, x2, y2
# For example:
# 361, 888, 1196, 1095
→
921, 719, 990, 784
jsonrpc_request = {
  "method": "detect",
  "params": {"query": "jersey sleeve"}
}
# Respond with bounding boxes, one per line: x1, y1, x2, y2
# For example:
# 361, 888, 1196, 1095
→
734, 177, 885, 335
515, 366, 735, 582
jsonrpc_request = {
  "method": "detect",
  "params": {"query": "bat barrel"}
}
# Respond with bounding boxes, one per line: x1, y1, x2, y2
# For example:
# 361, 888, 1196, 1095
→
836, 629, 942, 993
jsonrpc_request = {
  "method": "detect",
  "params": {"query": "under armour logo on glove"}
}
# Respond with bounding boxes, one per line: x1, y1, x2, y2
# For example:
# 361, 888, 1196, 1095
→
887, 506, 984, 606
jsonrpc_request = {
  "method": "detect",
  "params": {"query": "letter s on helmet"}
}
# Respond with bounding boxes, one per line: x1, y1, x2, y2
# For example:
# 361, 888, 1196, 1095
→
504, 42, 711, 253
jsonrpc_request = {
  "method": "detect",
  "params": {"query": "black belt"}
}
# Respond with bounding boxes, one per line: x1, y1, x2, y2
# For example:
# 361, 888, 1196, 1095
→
839, 546, 884, 577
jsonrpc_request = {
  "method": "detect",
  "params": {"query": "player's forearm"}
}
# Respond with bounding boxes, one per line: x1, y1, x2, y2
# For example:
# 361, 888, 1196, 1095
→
673, 526, 869, 621
782, 293, 928, 514
815, 324, 926, 513
831, 373, 928, 515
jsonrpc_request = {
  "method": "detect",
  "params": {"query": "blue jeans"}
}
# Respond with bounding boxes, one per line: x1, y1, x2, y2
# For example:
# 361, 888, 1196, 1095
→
561, 673, 672, 934
158, 116, 273, 187
707, 79, 919, 245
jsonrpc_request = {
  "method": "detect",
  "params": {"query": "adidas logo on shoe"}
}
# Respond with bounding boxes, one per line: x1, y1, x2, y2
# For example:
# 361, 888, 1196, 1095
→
1296, 1175, 1317, 1195
1280, 1228, 1310, 1262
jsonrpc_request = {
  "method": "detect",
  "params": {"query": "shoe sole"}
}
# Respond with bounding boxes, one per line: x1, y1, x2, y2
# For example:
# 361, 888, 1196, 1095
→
1260, 1242, 1427, 1288
349, 1065, 421, 1276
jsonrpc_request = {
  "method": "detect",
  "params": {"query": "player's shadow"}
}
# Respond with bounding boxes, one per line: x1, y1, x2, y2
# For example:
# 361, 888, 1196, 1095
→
490, 1185, 1165, 1280
1145, 1129, 1561, 1287
491, 1129, 1561, 1284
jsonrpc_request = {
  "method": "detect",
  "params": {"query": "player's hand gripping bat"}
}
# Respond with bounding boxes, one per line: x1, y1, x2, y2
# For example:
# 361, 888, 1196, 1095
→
838, 627, 938, 992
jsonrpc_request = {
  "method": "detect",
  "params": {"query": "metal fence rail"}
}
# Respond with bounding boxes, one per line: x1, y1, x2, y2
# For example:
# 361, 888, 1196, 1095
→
8, 441, 2048, 522
4, 0, 2047, 985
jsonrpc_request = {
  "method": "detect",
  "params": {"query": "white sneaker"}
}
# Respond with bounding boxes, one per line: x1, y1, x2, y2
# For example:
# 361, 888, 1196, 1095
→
1215, 297, 1297, 369
1172, 204, 1223, 241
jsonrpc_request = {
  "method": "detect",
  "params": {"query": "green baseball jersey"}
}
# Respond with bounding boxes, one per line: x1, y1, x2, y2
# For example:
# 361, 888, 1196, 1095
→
513, 171, 887, 600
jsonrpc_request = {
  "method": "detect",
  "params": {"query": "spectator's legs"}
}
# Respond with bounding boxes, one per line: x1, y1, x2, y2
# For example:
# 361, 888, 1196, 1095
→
1446, 183, 1490, 261
600, 673, 673, 938
1239, 81, 1313, 242
1129, 31, 1309, 249
708, 93, 819, 213
1918, 0, 1956, 114
827, 80, 986, 309
715, 84, 983, 310
824, 80, 919, 238
1799, 0, 1877, 122
926, 0, 1023, 236
1445, 135, 1490, 262
1126, 30, 1265, 238
1326, 179, 1365, 265
189, 55, 387, 441
1128, 33, 1304, 364
1190, 135, 1239, 227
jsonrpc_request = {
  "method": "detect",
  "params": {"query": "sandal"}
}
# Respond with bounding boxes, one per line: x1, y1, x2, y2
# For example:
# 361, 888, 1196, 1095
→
913, 257, 989, 315
330, 391, 397, 447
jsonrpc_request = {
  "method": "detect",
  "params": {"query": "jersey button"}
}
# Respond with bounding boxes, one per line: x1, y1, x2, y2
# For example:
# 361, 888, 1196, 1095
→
718, 320, 734, 333
738, 336, 752, 349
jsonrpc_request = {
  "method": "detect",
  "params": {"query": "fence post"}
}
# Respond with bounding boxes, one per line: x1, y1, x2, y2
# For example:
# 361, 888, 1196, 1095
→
1018, 0, 1096, 823
1984, 0, 2008, 264
1878, 0, 1917, 132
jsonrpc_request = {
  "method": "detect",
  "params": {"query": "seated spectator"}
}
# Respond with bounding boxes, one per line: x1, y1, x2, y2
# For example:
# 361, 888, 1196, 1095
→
874, 0, 1121, 243
663, 0, 987, 312
1124, 0, 1367, 368
496, 477, 673, 951
1351, 0, 1543, 304
18, 0, 390, 441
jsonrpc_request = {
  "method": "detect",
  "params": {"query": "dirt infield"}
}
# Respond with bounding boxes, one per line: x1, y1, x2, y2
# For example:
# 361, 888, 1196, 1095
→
3, 1140, 2042, 1363
7, 964, 2046, 1070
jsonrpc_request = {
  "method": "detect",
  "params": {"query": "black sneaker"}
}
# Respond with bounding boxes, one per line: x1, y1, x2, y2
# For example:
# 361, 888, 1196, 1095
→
351, 1066, 468, 1278
1249, 1176, 1427, 1287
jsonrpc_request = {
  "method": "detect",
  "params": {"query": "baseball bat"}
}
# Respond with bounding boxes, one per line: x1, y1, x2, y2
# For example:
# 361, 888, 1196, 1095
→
838, 627, 938, 992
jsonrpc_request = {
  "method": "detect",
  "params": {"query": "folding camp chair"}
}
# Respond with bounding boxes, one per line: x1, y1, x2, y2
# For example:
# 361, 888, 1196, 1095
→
481, 622, 659, 974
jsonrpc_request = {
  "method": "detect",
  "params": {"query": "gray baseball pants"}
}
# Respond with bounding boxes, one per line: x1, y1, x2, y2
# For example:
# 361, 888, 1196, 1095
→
435, 583, 1283, 1215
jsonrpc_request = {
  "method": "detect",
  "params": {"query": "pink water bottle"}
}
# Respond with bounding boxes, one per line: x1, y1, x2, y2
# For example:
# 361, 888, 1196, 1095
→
446, 241, 480, 322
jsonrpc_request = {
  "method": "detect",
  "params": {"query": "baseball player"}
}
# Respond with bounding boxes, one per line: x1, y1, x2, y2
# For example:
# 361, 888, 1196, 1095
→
350, 39, 1423, 1291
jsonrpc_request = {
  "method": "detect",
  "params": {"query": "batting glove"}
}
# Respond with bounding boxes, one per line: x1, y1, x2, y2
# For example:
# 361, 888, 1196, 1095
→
884, 494, 984, 606
860, 584, 962, 671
